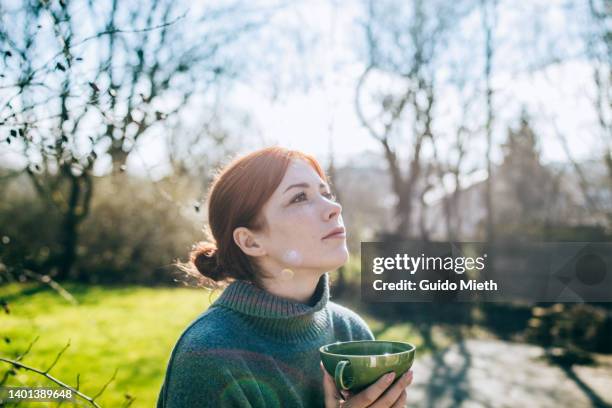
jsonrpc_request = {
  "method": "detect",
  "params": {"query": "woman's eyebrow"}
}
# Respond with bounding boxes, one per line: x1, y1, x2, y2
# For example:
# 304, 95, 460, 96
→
283, 182, 328, 193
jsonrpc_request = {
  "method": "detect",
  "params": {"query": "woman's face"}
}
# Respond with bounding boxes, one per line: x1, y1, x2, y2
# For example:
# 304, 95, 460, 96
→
248, 159, 348, 276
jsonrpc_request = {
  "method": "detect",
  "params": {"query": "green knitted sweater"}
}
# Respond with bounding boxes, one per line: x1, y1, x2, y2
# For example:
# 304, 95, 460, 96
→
156, 272, 374, 407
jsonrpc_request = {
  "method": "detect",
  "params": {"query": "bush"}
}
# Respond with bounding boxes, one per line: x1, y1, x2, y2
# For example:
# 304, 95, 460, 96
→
0, 173, 63, 279
0, 171, 205, 285
526, 303, 610, 364
76, 174, 203, 284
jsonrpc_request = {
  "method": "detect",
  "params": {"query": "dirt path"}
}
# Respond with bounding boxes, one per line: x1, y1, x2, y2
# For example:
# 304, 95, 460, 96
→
407, 339, 612, 408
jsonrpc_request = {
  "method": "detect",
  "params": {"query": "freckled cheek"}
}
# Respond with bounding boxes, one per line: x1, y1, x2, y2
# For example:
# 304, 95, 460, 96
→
279, 208, 320, 242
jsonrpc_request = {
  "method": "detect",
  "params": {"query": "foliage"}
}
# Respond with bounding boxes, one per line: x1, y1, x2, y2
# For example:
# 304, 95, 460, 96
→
0, 172, 204, 285
526, 303, 611, 365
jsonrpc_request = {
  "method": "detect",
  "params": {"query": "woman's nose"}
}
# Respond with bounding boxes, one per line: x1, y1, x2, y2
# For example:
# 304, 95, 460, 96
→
324, 199, 342, 221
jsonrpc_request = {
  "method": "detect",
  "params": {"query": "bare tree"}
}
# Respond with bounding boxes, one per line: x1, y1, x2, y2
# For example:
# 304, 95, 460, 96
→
0, 0, 267, 280
585, 0, 611, 185
355, 0, 467, 239
480, 0, 497, 242
533, 0, 611, 227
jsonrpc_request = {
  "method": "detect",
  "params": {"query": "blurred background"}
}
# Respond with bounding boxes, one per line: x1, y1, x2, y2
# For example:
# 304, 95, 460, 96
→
0, 0, 611, 406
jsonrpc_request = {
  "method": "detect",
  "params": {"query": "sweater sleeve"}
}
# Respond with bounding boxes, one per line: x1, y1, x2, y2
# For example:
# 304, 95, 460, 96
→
158, 349, 268, 408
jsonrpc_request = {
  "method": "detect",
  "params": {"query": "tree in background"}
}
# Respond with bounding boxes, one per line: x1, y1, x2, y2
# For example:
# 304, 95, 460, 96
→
0, 0, 267, 281
493, 112, 558, 237
355, 0, 469, 239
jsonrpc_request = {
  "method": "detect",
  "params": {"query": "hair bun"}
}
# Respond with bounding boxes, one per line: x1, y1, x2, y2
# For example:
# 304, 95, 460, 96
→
191, 241, 226, 281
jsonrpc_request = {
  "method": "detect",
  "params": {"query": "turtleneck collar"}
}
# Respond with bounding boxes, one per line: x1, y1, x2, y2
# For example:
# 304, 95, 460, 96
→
211, 272, 331, 342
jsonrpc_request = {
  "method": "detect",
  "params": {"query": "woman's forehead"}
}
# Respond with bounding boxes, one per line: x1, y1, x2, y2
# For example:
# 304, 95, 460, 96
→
282, 160, 323, 184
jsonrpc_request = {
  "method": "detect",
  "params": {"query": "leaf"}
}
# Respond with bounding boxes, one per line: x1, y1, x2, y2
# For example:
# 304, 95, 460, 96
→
89, 82, 100, 92
10, 129, 16, 137
4, 51, 12, 58
55, 62, 66, 71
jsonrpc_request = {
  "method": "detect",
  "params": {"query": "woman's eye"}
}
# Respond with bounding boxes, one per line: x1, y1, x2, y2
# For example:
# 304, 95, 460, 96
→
323, 192, 337, 201
289, 191, 337, 204
290, 192, 307, 203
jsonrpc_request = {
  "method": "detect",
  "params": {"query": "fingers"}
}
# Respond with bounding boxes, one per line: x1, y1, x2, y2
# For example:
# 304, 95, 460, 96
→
340, 390, 351, 401
369, 370, 413, 408
390, 389, 408, 408
345, 371, 396, 408
320, 362, 342, 408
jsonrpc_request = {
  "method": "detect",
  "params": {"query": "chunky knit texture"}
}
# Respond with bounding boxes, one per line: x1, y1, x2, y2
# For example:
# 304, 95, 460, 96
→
156, 273, 374, 407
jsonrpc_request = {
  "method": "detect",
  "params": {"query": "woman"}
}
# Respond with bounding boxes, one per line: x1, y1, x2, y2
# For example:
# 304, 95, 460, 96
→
156, 147, 414, 407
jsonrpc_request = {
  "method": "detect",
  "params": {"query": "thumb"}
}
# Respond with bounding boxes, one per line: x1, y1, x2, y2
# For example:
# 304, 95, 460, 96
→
320, 362, 341, 408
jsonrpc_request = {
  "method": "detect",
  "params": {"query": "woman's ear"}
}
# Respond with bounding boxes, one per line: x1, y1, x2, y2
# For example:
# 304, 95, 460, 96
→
233, 227, 266, 257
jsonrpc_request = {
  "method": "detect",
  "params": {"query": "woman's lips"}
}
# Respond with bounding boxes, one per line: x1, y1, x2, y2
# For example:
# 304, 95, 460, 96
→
324, 232, 346, 239
322, 227, 346, 239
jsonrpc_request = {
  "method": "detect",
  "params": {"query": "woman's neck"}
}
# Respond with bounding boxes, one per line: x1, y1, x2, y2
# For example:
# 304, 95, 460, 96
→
259, 270, 324, 304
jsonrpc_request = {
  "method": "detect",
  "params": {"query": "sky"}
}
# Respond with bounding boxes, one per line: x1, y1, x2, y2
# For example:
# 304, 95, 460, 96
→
157, 0, 602, 174
1, 0, 607, 184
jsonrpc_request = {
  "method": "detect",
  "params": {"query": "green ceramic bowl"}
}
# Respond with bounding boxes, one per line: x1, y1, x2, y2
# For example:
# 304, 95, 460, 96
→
320, 340, 416, 393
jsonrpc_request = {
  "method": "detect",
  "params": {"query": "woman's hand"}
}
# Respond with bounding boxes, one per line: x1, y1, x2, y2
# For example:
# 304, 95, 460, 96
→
320, 362, 413, 408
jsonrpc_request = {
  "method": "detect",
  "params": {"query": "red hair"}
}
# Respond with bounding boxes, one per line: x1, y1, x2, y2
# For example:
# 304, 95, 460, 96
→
178, 146, 328, 289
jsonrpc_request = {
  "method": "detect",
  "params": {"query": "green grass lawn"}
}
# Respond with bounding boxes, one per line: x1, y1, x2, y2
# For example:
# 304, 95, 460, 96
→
0, 282, 431, 408
0, 283, 219, 407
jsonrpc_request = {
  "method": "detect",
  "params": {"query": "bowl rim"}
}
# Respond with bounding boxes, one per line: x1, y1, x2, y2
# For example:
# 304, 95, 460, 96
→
319, 340, 416, 357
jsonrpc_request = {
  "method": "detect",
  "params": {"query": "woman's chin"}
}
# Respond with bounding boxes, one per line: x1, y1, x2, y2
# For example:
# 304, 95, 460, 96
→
325, 248, 349, 270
